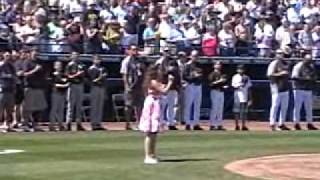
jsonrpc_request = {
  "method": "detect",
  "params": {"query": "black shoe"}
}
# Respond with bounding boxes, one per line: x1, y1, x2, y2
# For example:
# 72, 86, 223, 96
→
235, 126, 240, 131
294, 123, 302, 130
217, 126, 226, 131
6, 128, 17, 132
209, 126, 216, 131
168, 126, 178, 130
185, 125, 191, 131
92, 126, 107, 131
193, 125, 203, 130
125, 123, 133, 130
59, 125, 66, 131
76, 124, 86, 131
49, 126, 57, 132
307, 124, 318, 130
66, 123, 72, 131
34, 127, 45, 132
12, 123, 20, 129
279, 125, 291, 131
241, 126, 249, 131
180, 121, 186, 125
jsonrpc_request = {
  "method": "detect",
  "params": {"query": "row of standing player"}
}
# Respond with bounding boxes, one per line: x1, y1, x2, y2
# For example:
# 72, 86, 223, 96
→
121, 46, 253, 131
0, 50, 108, 132
121, 46, 319, 133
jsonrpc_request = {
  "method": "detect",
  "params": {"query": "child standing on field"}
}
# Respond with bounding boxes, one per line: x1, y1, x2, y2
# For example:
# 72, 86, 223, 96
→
231, 65, 252, 131
139, 65, 174, 165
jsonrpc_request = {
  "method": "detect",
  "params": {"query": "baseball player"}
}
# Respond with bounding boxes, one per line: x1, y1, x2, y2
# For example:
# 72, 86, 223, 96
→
88, 55, 107, 131
22, 49, 47, 132
183, 50, 203, 130
49, 61, 68, 131
176, 51, 188, 125
231, 65, 252, 131
267, 49, 291, 131
208, 61, 228, 130
120, 45, 145, 130
65, 52, 86, 131
155, 47, 181, 130
291, 54, 318, 130
0, 52, 17, 132
12, 50, 24, 129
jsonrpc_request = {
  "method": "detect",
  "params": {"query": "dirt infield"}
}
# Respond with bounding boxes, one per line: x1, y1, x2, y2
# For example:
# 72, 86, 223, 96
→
225, 154, 320, 180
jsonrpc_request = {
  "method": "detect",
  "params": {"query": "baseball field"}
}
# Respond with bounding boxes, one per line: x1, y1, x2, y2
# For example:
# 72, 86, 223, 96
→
1, 123, 320, 180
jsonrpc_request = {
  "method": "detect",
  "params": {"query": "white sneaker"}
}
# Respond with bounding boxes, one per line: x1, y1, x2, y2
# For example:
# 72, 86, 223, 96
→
144, 157, 158, 164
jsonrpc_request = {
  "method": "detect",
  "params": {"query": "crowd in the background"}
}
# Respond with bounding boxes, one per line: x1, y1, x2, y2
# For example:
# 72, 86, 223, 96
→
0, 0, 319, 57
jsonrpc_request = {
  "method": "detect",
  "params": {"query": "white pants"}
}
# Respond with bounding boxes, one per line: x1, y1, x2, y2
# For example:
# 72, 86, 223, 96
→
293, 90, 313, 123
160, 90, 178, 126
210, 90, 224, 126
184, 84, 202, 126
269, 91, 289, 126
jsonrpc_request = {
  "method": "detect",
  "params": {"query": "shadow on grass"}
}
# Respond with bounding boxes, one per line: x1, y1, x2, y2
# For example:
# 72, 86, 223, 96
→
160, 158, 215, 163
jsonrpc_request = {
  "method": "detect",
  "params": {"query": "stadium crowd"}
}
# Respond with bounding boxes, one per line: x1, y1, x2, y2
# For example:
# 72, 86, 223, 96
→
0, 0, 319, 56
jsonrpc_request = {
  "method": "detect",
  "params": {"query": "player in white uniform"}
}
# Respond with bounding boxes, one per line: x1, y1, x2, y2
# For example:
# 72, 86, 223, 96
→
291, 54, 318, 130
266, 50, 291, 131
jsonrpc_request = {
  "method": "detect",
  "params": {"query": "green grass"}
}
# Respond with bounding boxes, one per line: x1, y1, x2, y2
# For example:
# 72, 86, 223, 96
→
0, 131, 320, 180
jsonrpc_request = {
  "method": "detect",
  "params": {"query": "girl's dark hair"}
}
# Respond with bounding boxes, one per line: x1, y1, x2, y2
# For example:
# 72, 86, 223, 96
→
143, 64, 160, 93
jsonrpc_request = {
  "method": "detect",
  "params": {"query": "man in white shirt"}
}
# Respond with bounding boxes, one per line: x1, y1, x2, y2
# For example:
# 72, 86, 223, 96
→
254, 16, 274, 57
275, 20, 292, 50
18, 16, 40, 44
231, 65, 252, 131
287, 1, 301, 24
291, 54, 318, 130
218, 22, 236, 56
158, 14, 172, 52
312, 25, 320, 58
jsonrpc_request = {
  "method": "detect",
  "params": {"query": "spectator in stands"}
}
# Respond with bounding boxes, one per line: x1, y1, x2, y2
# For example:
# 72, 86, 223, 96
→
312, 25, 320, 58
218, 22, 236, 56
298, 23, 313, 51
65, 17, 84, 53
102, 19, 122, 54
158, 14, 171, 52
185, 21, 202, 52
121, 6, 140, 50
47, 16, 67, 53
286, 0, 301, 25
85, 21, 102, 54
300, 0, 317, 23
254, 15, 275, 57
142, 18, 158, 55
202, 27, 218, 56
276, 19, 292, 50
17, 16, 40, 44
235, 17, 251, 56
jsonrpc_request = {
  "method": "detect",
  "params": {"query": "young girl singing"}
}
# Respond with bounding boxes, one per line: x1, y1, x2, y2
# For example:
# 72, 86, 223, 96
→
139, 65, 174, 164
